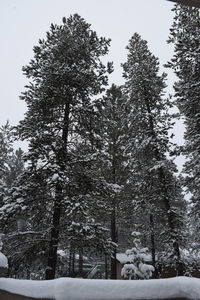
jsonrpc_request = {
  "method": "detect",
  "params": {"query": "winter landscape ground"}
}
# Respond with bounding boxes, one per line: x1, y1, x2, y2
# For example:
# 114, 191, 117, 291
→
1, 277, 200, 300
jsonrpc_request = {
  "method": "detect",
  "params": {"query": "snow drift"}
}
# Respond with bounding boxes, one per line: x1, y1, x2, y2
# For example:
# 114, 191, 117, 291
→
0, 276, 200, 300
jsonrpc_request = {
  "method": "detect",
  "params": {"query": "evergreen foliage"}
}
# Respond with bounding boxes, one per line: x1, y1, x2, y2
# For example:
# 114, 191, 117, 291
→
167, 4, 200, 250
122, 33, 186, 275
3, 14, 112, 279
121, 231, 154, 280
1, 9, 198, 280
98, 84, 129, 278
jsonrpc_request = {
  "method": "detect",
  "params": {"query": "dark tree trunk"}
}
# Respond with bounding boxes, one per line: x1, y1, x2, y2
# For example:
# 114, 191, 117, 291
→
68, 244, 73, 277
72, 251, 75, 276
69, 246, 75, 277
110, 198, 117, 279
150, 214, 158, 278
110, 132, 118, 280
104, 253, 108, 279
45, 100, 70, 280
45, 183, 62, 279
78, 248, 83, 277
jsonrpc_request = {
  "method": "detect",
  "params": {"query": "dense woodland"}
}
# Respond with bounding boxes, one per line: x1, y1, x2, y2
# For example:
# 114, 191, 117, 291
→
0, 4, 200, 280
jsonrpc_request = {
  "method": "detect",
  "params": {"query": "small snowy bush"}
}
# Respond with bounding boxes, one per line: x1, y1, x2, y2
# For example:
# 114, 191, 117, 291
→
121, 231, 154, 280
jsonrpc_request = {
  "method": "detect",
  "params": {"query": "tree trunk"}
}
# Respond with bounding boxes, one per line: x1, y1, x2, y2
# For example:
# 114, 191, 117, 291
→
72, 251, 75, 276
150, 214, 158, 278
68, 246, 75, 277
78, 248, 83, 277
110, 200, 117, 279
110, 134, 118, 280
45, 100, 70, 279
104, 253, 108, 279
45, 183, 62, 279
68, 244, 73, 277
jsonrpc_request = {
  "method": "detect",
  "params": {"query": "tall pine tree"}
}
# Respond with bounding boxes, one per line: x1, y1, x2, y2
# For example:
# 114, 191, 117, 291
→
15, 14, 112, 279
122, 33, 186, 276
99, 84, 129, 279
167, 5, 200, 251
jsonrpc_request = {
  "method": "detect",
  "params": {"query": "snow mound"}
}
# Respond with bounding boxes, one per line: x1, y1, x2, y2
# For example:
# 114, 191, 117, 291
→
0, 252, 8, 268
116, 253, 131, 264
0, 276, 200, 300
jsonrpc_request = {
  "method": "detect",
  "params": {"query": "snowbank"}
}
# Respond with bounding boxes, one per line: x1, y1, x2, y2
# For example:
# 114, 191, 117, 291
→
0, 252, 8, 268
0, 278, 54, 299
0, 276, 200, 300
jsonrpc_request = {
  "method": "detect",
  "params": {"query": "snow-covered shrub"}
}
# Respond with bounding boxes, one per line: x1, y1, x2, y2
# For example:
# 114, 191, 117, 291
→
121, 231, 154, 280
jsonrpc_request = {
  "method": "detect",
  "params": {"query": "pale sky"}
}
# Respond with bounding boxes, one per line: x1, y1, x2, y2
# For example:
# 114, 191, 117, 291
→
0, 0, 184, 169
0, 0, 176, 124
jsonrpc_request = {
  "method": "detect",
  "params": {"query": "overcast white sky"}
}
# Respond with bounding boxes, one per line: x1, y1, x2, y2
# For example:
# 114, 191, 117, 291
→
0, 0, 176, 124
0, 0, 184, 169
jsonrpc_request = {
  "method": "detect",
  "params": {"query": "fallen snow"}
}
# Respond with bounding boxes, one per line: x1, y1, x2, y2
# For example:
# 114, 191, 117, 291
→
0, 252, 8, 268
0, 278, 54, 299
1, 277, 200, 300
117, 252, 152, 265
116, 253, 131, 264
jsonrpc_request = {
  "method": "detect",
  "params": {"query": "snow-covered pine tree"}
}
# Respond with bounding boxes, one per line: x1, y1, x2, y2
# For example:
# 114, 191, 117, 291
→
0, 122, 24, 224
167, 5, 200, 251
0, 122, 15, 201
121, 231, 154, 280
60, 137, 113, 277
0, 123, 12, 208
97, 84, 129, 279
15, 14, 112, 279
122, 33, 186, 276
2, 167, 53, 279
0, 123, 27, 276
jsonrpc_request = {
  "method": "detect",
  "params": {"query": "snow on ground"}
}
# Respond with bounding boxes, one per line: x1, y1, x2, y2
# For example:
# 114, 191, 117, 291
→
0, 252, 8, 268
0, 276, 200, 300
0, 278, 54, 299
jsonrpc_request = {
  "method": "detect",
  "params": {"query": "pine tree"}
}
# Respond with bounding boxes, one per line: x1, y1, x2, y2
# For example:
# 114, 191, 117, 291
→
98, 84, 129, 279
0, 123, 27, 277
61, 141, 113, 277
121, 231, 154, 280
122, 33, 186, 275
0, 122, 13, 228
0, 162, 52, 279
14, 14, 112, 279
167, 5, 200, 250
0, 122, 14, 203
0, 122, 24, 221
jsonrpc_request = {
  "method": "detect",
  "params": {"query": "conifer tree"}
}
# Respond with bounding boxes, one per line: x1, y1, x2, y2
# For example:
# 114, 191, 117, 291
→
15, 14, 112, 279
0, 122, 15, 202
167, 5, 200, 250
0, 123, 26, 276
0, 122, 24, 216
98, 85, 129, 279
121, 231, 154, 280
122, 33, 185, 275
